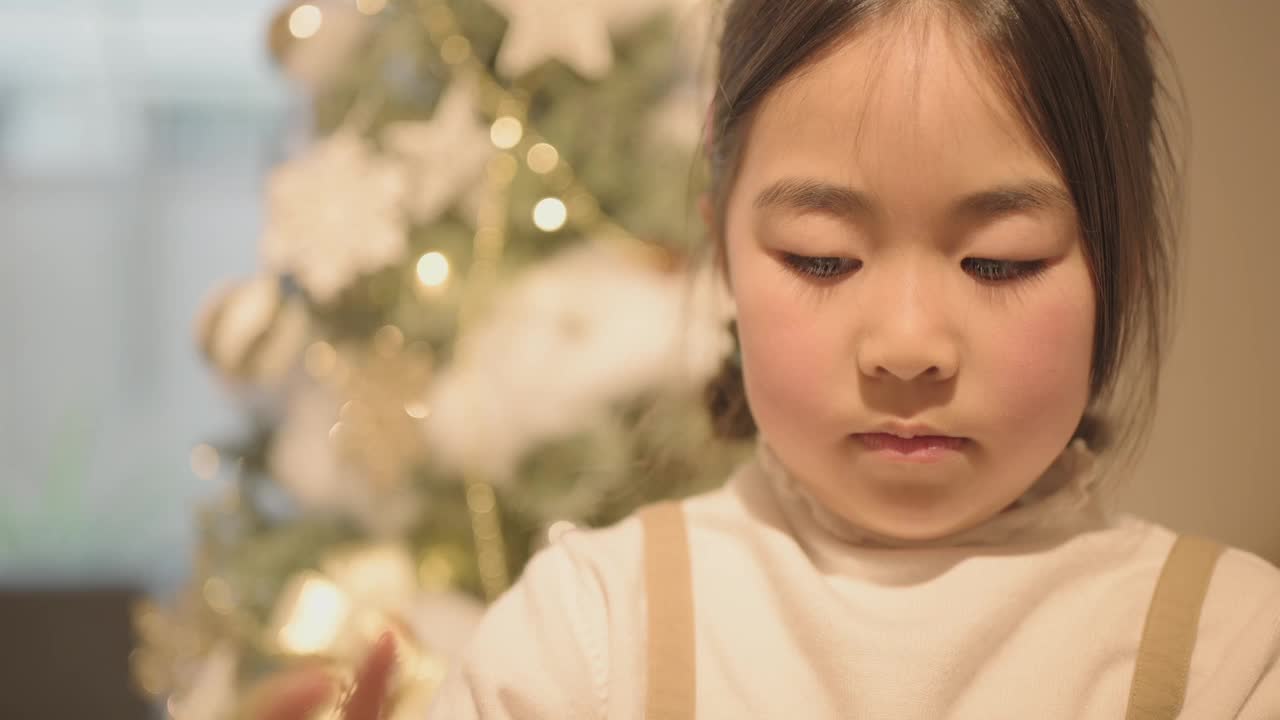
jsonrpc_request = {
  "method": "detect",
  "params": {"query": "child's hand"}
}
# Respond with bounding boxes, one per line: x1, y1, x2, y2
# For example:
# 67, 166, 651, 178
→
251, 632, 398, 720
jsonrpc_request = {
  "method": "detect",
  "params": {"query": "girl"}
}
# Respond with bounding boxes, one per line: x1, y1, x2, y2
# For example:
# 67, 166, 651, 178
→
260, 0, 1279, 717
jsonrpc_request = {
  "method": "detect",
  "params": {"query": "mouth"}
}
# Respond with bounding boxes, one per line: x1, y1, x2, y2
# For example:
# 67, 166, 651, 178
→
854, 433, 968, 463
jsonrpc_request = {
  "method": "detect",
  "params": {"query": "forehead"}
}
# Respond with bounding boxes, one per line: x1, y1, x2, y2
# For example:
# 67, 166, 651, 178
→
733, 11, 1062, 223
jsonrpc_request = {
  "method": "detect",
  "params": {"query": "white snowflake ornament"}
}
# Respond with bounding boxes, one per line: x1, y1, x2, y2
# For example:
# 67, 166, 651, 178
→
423, 240, 735, 483
487, 0, 615, 79
261, 132, 408, 304
383, 82, 494, 225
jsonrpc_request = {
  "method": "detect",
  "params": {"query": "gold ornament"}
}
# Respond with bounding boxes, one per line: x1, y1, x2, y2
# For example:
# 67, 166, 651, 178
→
328, 340, 435, 493
196, 275, 310, 383
266, 543, 462, 717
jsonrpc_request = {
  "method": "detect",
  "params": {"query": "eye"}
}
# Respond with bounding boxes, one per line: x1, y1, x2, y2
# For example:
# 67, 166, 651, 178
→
962, 257, 1048, 282
781, 253, 862, 280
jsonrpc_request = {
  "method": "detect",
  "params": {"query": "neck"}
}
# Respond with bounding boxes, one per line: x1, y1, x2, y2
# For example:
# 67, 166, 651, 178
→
752, 437, 1107, 550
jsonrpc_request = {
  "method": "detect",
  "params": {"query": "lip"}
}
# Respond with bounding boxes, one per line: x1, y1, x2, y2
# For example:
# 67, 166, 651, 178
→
867, 421, 958, 439
855, 425, 968, 464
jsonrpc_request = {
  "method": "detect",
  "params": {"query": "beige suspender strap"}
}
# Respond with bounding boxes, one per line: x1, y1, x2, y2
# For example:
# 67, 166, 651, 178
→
1124, 534, 1225, 720
640, 502, 697, 720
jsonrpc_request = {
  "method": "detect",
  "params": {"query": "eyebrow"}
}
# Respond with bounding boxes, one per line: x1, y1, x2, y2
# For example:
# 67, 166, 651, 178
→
753, 177, 1074, 223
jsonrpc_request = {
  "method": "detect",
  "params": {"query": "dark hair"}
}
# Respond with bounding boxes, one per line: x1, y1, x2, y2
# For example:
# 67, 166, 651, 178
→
700, 0, 1185, 479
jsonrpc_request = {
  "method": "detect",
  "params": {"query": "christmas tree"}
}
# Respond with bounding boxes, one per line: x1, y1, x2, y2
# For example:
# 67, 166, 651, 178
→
130, 0, 749, 717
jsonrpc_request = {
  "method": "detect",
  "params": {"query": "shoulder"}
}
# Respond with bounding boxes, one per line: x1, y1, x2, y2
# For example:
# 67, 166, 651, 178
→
1201, 537, 1280, 663
1121, 513, 1280, 607
510, 461, 752, 596
1109, 513, 1280, 610
433, 530, 620, 718
546, 459, 763, 589
1032, 513, 1280, 714
1211, 540, 1280, 593
1203, 539, 1280, 636
1113, 515, 1280, 709
437, 481, 745, 718
430, 516, 646, 719
542, 474, 754, 617
1190, 538, 1280, 712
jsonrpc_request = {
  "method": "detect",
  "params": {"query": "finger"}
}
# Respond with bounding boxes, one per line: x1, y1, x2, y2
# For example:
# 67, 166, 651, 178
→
252, 668, 336, 720
342, 632, 398, 720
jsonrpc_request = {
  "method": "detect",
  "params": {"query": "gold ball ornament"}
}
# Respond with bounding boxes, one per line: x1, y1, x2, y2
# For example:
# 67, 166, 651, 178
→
196, 275, 310, 384
265, 2, 302, 67
265, 1, 375, 92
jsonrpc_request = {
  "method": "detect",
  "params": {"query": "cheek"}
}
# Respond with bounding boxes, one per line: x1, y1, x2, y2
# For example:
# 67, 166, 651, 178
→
730, 254, 844, 429
985, 283, 1095, 431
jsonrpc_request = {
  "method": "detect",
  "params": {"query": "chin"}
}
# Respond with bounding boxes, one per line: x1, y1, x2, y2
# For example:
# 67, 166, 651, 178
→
832, 485, 993, 542
871, 516, 974, 542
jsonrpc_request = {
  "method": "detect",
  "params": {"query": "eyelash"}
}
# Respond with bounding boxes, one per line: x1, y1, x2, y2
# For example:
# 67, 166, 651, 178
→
781, 254, 1049, 284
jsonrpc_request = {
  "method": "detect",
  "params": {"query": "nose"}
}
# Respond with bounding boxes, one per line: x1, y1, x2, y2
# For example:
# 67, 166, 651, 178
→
855, 265, 959, 383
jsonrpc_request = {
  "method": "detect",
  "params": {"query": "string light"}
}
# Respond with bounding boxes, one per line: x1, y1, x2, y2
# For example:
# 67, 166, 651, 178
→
490, 117, 523, 149
465, 481, 496, 514
419, 549, 456, 591
374, 324, 405, 357
404, 400, 431, 419
567, 190, 601, 225
486, 153, 518, 184
288, 4, 324, 39
190, 444, 220, 480
532, 197, 568, 232
305, 341, 337, 378
547, 520, 577, 544
424, 3, 454, 35
417, 0, 648, 249
415, 0, 663, 602
131, 649, 165, 697
416, 252, 451, 287
440, 35, 471, 64
464, 474, 509, 599
275, 573, 350, 655
356, 0, 387, 15
526, 143, 559, 173
202, 577, 235, 615
340, 400, 366, 424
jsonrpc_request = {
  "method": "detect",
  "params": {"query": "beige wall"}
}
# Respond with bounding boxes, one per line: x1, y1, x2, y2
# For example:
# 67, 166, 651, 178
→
1115, 1, 1280, 563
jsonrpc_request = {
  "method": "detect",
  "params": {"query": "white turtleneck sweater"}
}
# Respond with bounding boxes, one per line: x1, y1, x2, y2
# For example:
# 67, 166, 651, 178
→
427, 441, 1280, 718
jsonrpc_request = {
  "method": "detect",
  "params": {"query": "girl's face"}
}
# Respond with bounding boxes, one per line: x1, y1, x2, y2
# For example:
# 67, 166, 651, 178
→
720, 14, 1095, 541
